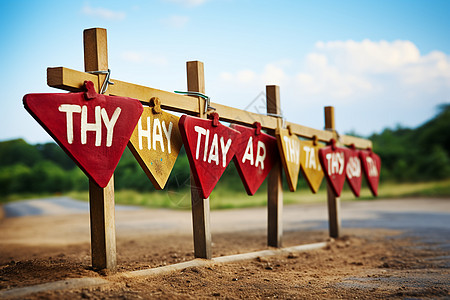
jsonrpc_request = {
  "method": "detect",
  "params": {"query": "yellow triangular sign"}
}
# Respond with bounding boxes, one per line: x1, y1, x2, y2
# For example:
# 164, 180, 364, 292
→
128, 105, 183, 189
276, 127, 300, 192
299, 139, 324, 193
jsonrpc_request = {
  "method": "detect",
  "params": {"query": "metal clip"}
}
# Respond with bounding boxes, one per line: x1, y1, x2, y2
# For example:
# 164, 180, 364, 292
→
266, 112, 286, 129
87, 69, 114, 94
174, 91, 215, 115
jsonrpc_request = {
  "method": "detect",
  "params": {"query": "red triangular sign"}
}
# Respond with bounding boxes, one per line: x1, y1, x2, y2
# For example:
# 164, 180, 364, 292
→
23, 81, 143, 188
231, 123, 278, 195
318, 139, 348, 197
179, 113, 241, 199
359, 149, 381, 196
346, 147, 362, 197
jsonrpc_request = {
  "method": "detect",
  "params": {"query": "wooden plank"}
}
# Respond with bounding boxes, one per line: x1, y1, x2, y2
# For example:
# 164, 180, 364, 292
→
46, 67, 372, 149
84, 28, 117, 271
266, 85, 283, 248
47, 67, 99, 92
340, 135, 372, 149
287, 122, 334, 142
187, 61, 212, 259
324, 106, 341, 239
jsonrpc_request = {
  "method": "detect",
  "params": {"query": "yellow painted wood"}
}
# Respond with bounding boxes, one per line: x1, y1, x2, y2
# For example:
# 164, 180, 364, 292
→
276, 127, 301, 192
128, 107, 183, 189
46, 67, 372, 149
299, 140, 324, 193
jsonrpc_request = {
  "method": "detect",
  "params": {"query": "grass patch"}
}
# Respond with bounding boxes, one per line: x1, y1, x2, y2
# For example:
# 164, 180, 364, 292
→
3, 179, 449, 210
65, 178, 450, 210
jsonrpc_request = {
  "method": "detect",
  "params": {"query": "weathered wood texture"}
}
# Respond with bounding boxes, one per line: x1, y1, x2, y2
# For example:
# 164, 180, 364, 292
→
47, 67, 372, 149
84, 28, 117, 270
266, 85, 283, 248
324, 106, 341, 239
187, 61, 212, 259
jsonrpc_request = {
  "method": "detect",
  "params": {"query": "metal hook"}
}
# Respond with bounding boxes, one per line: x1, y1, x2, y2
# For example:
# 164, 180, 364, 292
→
174, 91, 215, 115
87, 69, 114, 94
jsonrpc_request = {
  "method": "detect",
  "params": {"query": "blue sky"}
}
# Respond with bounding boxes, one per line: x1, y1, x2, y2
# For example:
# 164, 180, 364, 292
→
1, 0, 449, 143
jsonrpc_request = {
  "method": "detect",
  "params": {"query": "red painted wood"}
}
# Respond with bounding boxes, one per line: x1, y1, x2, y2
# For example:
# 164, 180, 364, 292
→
318, 139, 349, 197
231, 123, 278, 195
179, 113, 241, 199
23, 81, 143, 188
345, 147, 362, 197
359, 149, 381, 196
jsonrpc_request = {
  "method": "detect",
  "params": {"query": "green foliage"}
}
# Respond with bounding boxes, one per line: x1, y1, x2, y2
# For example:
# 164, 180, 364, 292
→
370, 104, 450, 182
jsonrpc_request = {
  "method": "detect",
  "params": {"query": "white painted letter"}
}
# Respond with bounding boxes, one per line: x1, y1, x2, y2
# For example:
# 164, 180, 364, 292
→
81, 105, 102, 146
208, 133, 219, 165
138, 116, 151, 150
326, 153, 332, 175
194, 126, 206, 160
152, 118, 164, 152
308, 147, 316, 169
162, 121, 173, 154
367, 157, 378, 177
220, 137, 232, 168
255, 140, 266, 170
101, 107, 121, 147
338, 152, 344, 175
203, 129, 210, 162
58, 104, 81, 144
242, 137, 254, 165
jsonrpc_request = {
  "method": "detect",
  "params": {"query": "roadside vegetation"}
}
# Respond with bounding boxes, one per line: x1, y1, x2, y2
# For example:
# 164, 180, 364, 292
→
1, 104, 449, 208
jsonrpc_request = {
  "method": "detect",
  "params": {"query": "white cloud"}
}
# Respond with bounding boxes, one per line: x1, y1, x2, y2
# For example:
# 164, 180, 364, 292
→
296, 39, 450, 103
216, 40, 450, 134
82, 4, 126, 20
163, 0, 209, 7
121, 51, 168, 66
161, 15, 189, 29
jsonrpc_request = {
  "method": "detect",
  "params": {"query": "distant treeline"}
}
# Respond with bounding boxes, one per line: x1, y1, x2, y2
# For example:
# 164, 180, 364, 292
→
1, 104, 449, 196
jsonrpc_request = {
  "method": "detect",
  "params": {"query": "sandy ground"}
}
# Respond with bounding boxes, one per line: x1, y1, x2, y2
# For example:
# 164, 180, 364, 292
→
0, 197, 449, 299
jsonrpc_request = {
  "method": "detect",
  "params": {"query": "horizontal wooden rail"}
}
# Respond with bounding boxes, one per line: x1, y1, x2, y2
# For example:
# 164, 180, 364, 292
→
47, 67, 372, 149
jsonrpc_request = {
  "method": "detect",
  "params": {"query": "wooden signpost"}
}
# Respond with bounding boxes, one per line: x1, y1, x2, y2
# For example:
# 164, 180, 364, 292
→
29, 27, 375, 269
299, 139, 324, 193
231, 123, 278, 195
276, 127, 301, 192
128, 99, 183, 189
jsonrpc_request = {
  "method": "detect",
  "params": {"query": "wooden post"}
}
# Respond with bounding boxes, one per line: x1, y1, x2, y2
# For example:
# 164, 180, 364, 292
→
324, 106, 341, 238
187, 61, 212, 259
84, 28, 117, 270
266, 85, 283, 247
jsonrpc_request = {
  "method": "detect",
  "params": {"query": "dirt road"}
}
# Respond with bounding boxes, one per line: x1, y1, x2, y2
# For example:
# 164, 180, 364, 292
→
1, 197, 449, 298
